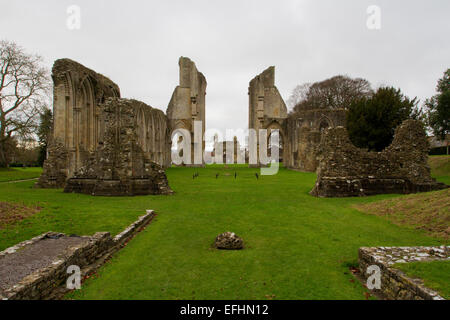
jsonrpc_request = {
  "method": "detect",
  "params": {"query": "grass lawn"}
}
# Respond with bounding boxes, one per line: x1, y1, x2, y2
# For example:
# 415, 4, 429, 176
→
429, 155, 450, 185
395, 260, 450, 299
0, 164, 447, 300
0, 167, 43, 183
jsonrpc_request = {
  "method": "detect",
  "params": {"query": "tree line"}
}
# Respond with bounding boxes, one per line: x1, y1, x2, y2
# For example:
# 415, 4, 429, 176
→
288, 71, 449, 153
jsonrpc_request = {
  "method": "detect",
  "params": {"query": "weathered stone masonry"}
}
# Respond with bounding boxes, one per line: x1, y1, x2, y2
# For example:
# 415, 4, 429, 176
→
311, 120, 448, 197
167, 57, 207, 167
248, 66, 288, 165
359, 246, 448, 300
38, 57, 206, 195
64, 99, 172, 196
0, 211, 156, 300
37, 59, 120, 188
248, 66, 346, 171
284, 108, 347, 172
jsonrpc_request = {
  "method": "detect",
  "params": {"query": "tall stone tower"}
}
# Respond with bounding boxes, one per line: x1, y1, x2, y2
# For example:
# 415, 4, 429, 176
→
167, 57, 207, 166
248, 66, 288, 165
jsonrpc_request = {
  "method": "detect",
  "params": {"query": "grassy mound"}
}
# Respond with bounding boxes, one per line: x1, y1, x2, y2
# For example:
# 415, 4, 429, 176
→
429, 155, 450, 185
355, 189, 449, 240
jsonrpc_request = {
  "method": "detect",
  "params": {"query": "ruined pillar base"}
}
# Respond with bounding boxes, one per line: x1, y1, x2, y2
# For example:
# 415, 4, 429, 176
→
64, 177, 173, 197
35, 141, 69, 189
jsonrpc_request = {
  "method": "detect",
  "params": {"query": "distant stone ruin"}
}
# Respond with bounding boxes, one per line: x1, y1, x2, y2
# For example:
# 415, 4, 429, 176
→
167, 57, 207, 167
212, 137, 243, 164
37, 58, 447, 198
38, 57, 206, 195
310, 120, 448, 197
248, 66, 346, 171
248, 66, 288, 165
284, 108, 347, 172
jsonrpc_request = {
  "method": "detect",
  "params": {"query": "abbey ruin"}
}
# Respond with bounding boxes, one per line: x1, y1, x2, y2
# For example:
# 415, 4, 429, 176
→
167, 57, 207, 167
37, 58, 447, 197
37, 57, 206, 195
310, 120, 448, 197
248, 66, 346, 172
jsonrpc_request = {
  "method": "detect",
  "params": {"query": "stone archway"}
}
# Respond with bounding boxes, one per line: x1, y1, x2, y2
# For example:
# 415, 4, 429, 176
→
265, 121, 286, 164
317, 116, 334, 133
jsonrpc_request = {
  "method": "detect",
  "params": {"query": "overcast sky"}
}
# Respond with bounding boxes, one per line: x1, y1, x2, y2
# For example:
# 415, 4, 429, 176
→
2, 0, 449, 135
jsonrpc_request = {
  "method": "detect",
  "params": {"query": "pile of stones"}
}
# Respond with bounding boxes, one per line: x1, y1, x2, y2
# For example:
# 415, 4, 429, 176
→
215, 232, 244, 250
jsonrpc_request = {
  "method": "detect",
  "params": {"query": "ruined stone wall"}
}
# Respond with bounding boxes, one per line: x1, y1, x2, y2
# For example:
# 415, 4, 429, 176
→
247, 66, 349, 171
38, 59, 172, 191
167, 57, 207, 166
359, 246, 448, 300
64, 98, 172, 196
248, 67, 288, 165
248, 66, 288, 132
284, 109, 347, 171
55, 59, 119, 179
311, 120, 448, 197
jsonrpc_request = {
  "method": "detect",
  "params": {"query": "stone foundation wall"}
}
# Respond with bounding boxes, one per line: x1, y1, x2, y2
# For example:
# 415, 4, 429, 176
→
0, 210, 155, 300
359, 246, 449, 300
311, 120, 448, 197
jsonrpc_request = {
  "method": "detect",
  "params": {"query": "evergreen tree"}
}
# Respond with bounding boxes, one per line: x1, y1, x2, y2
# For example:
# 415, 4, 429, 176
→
37, 108, 52, 166
347, 87, 419, 151
426, 69, 450, 154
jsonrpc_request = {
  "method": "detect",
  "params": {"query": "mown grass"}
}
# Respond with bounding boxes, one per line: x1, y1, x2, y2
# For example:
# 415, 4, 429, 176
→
0, 164, 447, 300
63, 166, 446, 300
0, 167, 43, 183
395, 260, 450, 299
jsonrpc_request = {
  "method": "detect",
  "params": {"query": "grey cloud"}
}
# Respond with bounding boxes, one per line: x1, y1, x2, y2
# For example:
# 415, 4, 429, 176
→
1, 0, 449, 133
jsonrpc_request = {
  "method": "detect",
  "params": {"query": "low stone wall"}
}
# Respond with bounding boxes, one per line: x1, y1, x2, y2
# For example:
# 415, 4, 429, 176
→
359, 246, 449, 300
0, 210, 155, 300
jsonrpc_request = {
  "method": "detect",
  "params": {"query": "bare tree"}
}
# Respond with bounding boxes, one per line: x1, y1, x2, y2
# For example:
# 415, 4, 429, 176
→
287, 83, 311, 111
291, 75, 373, 113
0, 40, 50, 167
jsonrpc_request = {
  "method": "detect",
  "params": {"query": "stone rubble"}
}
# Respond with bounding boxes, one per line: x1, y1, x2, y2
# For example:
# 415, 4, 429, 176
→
215, 232, 244, 250
311, 120, 448, 197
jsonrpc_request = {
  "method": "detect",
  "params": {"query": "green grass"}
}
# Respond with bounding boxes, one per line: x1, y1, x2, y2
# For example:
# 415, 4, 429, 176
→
395, 260, 450, 299
0, 167, 43, 182
429, 155, 450, 185
0, 165, 447, 300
